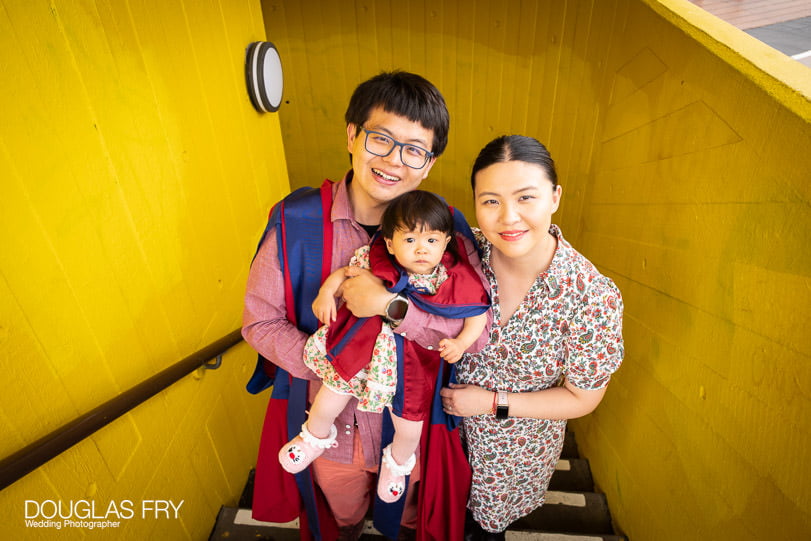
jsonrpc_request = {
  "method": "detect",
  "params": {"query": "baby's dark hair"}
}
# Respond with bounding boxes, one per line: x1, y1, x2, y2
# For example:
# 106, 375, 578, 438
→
381, 191, 459, 263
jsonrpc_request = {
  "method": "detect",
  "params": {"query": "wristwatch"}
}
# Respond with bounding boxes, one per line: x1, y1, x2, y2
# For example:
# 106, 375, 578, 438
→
495, 391, 509, 419
384, 294, 409, 326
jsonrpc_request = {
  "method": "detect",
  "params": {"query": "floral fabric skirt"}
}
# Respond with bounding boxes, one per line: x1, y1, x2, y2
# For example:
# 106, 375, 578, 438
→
303, 323, 398, 413
462, 415, 567, 532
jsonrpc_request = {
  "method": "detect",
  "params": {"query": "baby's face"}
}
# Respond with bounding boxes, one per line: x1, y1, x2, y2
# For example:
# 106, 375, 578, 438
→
385, 227, 451, 275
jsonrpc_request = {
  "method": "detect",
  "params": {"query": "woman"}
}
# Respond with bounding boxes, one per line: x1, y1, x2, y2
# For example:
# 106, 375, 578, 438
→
439, 135, 624, 540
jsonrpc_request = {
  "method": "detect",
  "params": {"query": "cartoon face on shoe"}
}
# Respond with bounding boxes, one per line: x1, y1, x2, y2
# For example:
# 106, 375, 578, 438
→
286, 444, 305, 464
386, 481, 405, 499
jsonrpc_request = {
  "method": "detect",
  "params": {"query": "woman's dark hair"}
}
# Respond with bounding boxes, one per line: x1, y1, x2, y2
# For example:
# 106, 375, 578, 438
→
381, 190, 459, 263
470, 135, 557, 189
345, 71, 449, 157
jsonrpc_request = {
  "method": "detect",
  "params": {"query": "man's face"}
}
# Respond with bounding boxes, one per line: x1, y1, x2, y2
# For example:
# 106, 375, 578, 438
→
346, 107, 436, 216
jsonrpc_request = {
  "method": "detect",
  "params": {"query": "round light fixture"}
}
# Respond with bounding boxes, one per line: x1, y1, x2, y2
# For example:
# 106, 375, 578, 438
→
245, 41, 283, 113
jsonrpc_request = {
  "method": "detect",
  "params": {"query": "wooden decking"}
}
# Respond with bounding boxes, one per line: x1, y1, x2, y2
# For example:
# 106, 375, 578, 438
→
688, 0, 811, 29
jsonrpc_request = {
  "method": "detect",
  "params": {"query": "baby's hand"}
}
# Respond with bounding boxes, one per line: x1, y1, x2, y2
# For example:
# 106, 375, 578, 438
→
439, 338, 464, 363
312, 292, 337, 324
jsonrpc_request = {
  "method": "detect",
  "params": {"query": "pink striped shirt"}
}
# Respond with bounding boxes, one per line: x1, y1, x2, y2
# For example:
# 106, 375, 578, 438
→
242, 173, 491, 467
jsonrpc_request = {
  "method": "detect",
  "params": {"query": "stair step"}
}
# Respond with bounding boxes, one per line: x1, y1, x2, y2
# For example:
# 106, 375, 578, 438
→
209, 506, 625, 541
209, 507, 299, 540
360, 530, 625, 541
216, 433, 621, 540
505, 532, 626, 541
510, 491, 614, 535
560, 430, 579, 459
505, 532, 625, 541
549, 458, 594, 492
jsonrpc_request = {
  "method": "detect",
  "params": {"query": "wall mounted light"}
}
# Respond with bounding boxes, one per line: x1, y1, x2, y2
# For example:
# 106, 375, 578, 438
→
245, 41, 283, 113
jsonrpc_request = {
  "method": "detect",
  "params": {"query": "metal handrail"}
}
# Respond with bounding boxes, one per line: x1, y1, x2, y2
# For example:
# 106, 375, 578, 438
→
0, 328, 244, 491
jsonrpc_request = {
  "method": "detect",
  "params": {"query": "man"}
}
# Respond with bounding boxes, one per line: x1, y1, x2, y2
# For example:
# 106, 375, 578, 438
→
243, 71, 489, 540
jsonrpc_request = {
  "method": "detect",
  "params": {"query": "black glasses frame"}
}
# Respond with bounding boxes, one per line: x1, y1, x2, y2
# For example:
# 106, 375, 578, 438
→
361, 128, 434, 170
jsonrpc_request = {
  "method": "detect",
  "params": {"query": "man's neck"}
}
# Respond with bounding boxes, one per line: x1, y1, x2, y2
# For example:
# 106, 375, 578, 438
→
347, 177, 385, 225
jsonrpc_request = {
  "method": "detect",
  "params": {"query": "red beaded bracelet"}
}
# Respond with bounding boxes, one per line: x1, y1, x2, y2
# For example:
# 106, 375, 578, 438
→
490, 391, 498, 415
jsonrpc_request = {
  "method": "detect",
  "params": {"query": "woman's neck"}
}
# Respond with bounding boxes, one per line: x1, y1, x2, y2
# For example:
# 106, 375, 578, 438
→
489, 232, 557, 325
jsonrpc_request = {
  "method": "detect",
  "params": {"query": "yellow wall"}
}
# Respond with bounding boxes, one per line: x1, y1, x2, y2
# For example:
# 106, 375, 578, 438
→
0, 0, 288, 538
576, 1, 810, 539
263, 0, 810, 539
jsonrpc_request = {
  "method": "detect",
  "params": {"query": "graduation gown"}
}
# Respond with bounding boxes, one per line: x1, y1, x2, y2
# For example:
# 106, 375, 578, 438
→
246, 180, 488, 540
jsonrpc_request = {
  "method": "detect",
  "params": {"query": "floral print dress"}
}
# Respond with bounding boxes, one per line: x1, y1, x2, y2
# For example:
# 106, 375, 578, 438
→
456, 225, 624, 533
304, 244, 449, 413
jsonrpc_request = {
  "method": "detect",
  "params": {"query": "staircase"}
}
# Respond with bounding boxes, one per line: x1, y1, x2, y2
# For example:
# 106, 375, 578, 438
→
209, 431, 626, 541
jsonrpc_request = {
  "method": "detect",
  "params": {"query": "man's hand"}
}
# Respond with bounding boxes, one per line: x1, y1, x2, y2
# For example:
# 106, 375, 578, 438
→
338, 267, 390, 318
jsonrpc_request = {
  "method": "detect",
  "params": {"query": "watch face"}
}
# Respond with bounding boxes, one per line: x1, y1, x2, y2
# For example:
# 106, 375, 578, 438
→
496, 405, 509, 420
387, 297, 408, 320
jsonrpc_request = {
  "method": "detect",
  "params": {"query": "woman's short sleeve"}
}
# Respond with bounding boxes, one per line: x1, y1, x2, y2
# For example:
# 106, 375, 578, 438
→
565, 276, 624, 390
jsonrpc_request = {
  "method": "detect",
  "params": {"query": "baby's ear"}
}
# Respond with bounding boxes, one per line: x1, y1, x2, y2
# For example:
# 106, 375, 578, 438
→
385, 237, 395, 254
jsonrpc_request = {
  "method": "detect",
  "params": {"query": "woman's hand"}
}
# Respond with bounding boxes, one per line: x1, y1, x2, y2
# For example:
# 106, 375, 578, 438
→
338, 267, 390, 318
439, 383, 494, 417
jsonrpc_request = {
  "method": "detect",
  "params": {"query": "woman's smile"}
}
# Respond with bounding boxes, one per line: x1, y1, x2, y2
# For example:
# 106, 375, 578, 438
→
498, 230, 527, 241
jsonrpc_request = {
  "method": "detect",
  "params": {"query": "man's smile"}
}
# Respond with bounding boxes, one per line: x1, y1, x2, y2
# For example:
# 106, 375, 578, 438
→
372, 167, 400, 182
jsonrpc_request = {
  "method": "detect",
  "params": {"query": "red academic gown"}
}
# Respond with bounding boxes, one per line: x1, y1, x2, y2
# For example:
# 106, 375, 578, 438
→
248, 181, 488, 540
324, 234, 490, 541
325, 234, 490, 422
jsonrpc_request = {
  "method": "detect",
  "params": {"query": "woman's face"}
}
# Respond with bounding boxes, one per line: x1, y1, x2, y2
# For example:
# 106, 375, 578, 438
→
474, 160, 562, 263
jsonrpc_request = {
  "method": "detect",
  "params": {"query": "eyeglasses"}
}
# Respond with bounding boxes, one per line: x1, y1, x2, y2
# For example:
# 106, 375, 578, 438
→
361, 128, 434, 170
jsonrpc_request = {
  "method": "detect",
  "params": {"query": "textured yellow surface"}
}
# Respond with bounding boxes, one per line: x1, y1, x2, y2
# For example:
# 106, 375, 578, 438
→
0, 0, 286, 538
263, 0, 810, 539
577, 2, 810, 540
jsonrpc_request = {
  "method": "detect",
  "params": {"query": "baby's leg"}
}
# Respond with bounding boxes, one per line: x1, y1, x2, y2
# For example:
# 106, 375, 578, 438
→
308, 385, 353, 438
390, 414, 423, 465
278, 385, 351, 474
377, 411, 421, 503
